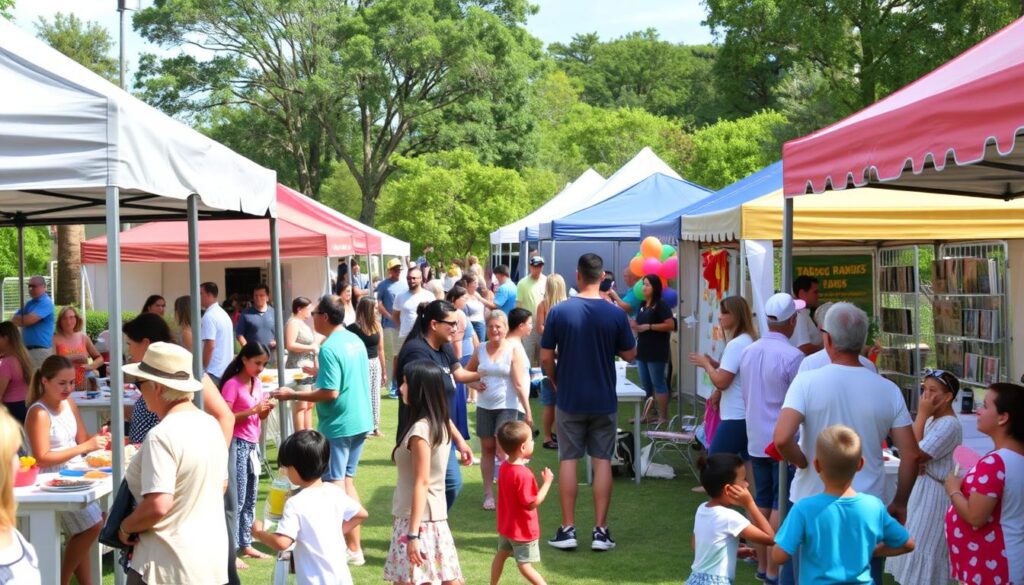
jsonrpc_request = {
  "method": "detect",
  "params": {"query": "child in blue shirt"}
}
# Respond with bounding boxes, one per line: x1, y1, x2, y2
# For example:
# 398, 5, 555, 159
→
772, 424, 914, 584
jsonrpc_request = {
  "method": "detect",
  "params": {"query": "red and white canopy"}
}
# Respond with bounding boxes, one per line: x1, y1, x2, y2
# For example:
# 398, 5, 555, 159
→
783, 16, 1024, 199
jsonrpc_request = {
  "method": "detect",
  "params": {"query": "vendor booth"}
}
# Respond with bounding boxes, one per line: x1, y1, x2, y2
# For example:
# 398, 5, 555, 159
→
0, 19, 277, 585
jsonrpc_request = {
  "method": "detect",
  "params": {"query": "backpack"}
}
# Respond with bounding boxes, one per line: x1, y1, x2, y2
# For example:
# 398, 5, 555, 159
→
610, 430, 635, 478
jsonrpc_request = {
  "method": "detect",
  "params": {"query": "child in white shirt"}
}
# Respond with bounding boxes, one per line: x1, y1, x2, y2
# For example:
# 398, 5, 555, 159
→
253, 430, 368, 585
688, 453, 774, 585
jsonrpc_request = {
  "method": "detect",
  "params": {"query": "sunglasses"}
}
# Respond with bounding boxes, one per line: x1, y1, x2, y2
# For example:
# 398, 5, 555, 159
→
436, 319, 459, 329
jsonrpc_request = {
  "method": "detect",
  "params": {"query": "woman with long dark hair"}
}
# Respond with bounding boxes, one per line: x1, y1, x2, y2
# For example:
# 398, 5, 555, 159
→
383, 361, 462, 584
0, 321, 33, 422
394, 300, 479, 509
348, 297, 386, 437
631, 274, 675, 423
141, 295, 166, 316
220, 343, 275, 560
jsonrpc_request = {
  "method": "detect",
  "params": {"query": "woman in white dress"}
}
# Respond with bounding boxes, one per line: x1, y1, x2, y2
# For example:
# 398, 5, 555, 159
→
887, 369, 961, 584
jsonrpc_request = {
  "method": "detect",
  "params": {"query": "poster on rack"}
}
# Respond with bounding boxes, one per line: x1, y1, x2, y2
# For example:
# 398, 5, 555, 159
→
696, 249, 737, 400
792, 254, 874, 317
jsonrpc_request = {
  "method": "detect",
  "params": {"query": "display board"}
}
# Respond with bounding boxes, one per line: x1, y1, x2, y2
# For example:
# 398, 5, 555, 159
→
793, 253, 874, 316
695, 248, 738, 400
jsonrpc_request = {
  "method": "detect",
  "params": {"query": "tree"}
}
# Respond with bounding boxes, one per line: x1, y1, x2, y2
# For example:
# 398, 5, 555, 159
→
1, 0, 14, 19
0, 227, 52, 290
376, 150, 532, 261
683, 110, 791, 190
36, 13, 118, 305
133, 0, 543, 225
704, 0, 1020, 119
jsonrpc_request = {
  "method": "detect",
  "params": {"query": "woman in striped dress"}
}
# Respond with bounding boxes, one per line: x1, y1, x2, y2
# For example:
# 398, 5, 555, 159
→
887, 370, 961, 584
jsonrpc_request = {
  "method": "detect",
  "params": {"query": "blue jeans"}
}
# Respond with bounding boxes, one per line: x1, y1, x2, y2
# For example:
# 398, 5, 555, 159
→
445, 445, 462, 510
636, 359, 669, 397
324, 433, 367, 480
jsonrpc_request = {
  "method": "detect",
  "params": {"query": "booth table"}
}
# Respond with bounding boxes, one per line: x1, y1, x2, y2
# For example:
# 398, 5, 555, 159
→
71, 390, 139, 435
16, 474, 113, 585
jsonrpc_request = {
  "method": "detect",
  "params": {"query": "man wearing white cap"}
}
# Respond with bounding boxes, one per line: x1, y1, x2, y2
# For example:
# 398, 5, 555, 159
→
516, 255, 547, 366
738, 292, 805, 584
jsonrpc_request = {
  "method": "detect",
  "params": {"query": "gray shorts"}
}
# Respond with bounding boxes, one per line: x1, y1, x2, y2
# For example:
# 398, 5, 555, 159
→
498, 536, 541, 563
476, 407, 519, 438
555, 409, 617, 461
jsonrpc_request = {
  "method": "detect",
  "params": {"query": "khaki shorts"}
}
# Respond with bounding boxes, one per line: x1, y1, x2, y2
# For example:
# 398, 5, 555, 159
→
498, 536, 541, 563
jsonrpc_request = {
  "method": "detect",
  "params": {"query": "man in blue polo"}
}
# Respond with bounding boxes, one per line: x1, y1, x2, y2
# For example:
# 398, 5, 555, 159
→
12, 276, 55, 369
235, 284, 278, 359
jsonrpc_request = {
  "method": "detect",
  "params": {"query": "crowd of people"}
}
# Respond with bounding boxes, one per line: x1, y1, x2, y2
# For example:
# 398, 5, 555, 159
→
0, 256, 1021, 585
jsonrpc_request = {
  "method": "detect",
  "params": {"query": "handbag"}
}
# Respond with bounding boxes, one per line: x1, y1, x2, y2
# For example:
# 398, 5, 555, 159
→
99, 479, 137, 550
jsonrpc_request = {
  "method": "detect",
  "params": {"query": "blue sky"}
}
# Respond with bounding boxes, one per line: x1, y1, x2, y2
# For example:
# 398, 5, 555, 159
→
10, 0, 715, 79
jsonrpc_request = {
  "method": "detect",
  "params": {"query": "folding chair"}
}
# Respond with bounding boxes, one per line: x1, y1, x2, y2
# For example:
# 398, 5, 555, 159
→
641, 397, 701, 480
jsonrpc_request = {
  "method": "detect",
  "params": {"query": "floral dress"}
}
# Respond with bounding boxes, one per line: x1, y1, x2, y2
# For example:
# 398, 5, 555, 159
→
945, 448, 1024, 585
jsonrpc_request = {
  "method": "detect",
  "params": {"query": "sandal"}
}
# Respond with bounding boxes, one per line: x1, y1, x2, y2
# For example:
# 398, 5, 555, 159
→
543, 439, 558, 450
482, 496, 496, 511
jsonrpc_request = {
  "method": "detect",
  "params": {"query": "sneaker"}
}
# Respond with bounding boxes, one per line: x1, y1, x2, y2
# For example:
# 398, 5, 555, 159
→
346, 549, 365, 566
591, 526, 616, 551
547, 525, 578, 550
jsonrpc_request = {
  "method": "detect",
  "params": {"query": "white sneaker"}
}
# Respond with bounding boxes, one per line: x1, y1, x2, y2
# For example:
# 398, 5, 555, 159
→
346, 549, 365, 566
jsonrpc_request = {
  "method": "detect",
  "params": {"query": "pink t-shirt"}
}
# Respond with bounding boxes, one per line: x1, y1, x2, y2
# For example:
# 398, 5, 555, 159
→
220, 375, 263, 444
0, 356, 28, 403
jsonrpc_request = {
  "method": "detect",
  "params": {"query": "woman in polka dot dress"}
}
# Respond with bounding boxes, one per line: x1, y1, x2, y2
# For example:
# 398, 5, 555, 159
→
944, 383, 1024, 585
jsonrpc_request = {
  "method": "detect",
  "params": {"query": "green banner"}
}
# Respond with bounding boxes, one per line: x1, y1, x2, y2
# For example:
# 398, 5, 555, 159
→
793, 254, 874, 316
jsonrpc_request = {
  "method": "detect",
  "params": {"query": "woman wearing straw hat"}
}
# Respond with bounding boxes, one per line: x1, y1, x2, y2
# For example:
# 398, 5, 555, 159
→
118, 342, 230, 585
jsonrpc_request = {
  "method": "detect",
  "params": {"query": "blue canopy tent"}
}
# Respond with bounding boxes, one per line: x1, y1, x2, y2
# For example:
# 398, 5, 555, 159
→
538, 173, 713, 280
641, 161, 783, 244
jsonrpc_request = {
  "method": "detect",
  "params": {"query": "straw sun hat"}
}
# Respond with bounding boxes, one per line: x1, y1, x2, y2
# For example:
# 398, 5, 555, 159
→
122, 342, 204, 393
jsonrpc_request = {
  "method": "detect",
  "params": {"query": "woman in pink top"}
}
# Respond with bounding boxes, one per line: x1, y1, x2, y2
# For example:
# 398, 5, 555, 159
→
52, 306, 103, 390
219, 342, 276, 560
945, 382, 1024, 585
0, 322, 32, 423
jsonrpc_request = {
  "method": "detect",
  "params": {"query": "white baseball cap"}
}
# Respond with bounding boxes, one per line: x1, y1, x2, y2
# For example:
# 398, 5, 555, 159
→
764, 292, 806, 322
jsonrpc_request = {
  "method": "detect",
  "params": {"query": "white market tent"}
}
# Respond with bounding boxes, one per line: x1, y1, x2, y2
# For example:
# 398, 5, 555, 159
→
490, 168, 605, 245
0, 20, 278, 582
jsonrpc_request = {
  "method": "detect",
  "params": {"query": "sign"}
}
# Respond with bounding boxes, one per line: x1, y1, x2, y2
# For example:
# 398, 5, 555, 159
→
793, 254, 874, 316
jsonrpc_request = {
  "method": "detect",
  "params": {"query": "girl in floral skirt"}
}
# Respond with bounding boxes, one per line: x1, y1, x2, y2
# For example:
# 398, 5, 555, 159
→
384, 360, 463, 585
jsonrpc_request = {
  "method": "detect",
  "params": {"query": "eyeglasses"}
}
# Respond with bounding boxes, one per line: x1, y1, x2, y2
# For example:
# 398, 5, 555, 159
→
436, 319, 459, 329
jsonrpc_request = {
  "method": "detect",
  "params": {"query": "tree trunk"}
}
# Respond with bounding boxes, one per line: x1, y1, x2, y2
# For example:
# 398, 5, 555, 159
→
358, 182, 379, 226
55, 224, 83, 305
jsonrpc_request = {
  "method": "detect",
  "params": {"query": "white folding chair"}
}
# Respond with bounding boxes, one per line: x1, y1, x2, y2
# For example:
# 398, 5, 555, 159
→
641, 399, 700, 480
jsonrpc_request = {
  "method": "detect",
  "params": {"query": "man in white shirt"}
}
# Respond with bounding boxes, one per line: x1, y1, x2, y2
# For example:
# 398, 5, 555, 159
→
774, 302, 921, 585
739, 292, 805, 583
797, 301, 877, 373
199, 281, 235, 385
392, 267, 436, 349
789, 276, 822, 355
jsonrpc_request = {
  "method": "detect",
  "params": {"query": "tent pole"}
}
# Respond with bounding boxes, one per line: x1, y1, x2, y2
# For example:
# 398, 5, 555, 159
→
187, 195, 204, 406
325, 257, 332, 295
16, 224, 24, 312
105, 185, 126, 585
676, 246, 685, 422
778, 196, 795, 525
270, 218, 291, 439
80, 265, 87, 326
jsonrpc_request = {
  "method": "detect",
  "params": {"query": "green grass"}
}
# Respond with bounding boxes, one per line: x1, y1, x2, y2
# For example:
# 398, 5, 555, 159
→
103, 394, 789, 585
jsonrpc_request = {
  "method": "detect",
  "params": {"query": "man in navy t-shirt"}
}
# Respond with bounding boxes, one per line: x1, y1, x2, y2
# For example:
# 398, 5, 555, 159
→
540, 253, 636, 553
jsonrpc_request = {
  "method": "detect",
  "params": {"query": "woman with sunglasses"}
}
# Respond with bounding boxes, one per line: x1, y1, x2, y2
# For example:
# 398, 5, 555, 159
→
887, 370, 961, 585
394, 300, 480, 509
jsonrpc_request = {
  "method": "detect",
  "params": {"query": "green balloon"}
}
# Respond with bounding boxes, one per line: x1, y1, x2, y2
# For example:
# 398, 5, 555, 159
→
634, 251, 642, 259
633, 279, 644, 298
660, 244, 676, 261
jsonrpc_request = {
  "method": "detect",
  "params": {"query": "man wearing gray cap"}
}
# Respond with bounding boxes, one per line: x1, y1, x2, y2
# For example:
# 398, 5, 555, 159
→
738, 292, 805, 584
517, 255, 547, 366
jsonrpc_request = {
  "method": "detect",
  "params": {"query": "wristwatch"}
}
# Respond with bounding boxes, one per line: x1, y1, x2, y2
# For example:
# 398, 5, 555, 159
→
406, 533, 420, 540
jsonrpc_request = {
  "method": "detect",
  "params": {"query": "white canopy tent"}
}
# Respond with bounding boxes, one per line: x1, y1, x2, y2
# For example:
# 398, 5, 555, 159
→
490, 168, 605, 245
0, 20, 277, 582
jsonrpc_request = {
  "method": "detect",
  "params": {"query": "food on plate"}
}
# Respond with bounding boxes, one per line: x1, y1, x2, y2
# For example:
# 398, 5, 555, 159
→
259, 372, 276, 383
18, 456, 36, 471
46, 478, 93, 488
84, 470, 109, 479
86, 450, 112, 468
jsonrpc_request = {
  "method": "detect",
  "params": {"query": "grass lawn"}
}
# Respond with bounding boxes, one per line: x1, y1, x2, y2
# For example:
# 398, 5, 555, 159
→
101, 394, 899, 584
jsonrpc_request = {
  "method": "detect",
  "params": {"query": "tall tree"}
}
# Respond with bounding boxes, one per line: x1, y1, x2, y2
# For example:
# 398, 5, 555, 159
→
134, 0, 542, 224
704, 0, 1020, 120
683, 110, 791, 190
36, 13, 118, 305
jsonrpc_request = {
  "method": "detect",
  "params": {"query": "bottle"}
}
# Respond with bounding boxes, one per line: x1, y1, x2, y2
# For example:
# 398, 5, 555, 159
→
263, 471, 294, 532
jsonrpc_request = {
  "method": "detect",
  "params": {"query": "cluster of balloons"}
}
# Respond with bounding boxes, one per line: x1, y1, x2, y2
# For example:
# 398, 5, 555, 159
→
625, 236, 680, 307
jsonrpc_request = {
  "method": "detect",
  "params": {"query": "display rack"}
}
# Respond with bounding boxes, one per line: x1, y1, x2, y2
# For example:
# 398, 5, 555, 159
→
877, 245, 928, 411
931, 241, 1009, 395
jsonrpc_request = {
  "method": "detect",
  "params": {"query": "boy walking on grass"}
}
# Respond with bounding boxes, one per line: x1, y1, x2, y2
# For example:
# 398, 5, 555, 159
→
492, 421, 554, 585
772, 425, 915, 584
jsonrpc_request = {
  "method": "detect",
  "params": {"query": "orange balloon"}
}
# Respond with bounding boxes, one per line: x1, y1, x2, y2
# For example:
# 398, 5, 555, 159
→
630, 255, 646, 277
641, 236, 662, 259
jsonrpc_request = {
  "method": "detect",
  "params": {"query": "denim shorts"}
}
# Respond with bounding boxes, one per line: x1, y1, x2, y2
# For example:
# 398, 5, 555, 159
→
708, 419, 749, 460
476, 407, 519, 438
751, 456, 792, 510
537, 378, 556, 407
324, 432, 367, 480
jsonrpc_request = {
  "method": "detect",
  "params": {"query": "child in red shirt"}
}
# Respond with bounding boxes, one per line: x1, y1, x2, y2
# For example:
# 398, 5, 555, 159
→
492, 420, 554, 585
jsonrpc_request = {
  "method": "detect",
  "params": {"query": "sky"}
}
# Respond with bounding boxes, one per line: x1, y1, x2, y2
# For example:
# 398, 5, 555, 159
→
10, 0, 716, 76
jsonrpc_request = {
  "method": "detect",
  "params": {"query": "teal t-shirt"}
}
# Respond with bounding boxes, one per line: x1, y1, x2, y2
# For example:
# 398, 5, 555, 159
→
775, 492, 909, 585
315, 329, 373, 439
